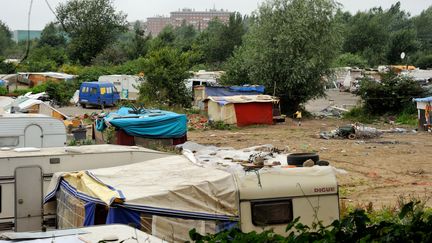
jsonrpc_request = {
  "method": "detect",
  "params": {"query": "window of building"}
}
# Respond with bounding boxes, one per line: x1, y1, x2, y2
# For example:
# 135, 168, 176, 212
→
251, 199, 293, 226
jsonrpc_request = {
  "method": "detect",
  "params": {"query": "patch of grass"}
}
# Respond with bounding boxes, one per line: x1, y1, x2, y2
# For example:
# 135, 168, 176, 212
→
395, 109, 418, 127
343, 106, 378, 124
67, 139, 94, 146
209, 121, 235, 130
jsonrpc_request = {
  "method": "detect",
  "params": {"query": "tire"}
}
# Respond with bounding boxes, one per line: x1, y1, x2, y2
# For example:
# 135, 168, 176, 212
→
317, 160, 330, 166
287, 153, 320, 166
81, 103, 86, 108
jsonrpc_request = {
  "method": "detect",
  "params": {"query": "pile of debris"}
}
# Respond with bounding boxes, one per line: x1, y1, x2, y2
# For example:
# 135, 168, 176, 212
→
187, 114, 208, 130
314, 105, 349, 118
320, 123, 382, 139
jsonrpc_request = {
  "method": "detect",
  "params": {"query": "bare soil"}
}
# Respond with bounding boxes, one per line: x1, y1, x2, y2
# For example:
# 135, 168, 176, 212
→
188, 119, 432, 209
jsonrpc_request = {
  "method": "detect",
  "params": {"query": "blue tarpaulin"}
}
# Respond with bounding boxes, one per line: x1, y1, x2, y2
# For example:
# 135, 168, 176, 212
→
99, 107, 187, 138
229, 85, 265, 93
205, 86, 264, 97
83, 203, 96, 226
106, 207, 141, 228
0, 80, 6, 86
414, 97, 432, 103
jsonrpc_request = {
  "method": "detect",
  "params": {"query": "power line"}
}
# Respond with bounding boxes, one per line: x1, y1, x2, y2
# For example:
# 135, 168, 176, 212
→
45, 0, 68, 33
20, 0, 33, 62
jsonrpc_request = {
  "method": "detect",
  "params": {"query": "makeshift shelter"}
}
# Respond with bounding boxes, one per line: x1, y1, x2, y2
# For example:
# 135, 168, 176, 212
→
44, 155, 238, 242
205, 95, 278, 126
193, 85, 265, 109
413, 96, 432, 131
97, 107, 187, 146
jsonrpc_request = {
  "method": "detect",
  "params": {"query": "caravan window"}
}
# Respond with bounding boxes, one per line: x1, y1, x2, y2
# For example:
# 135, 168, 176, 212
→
251, 199, 293, 226
0, 136, 19, 147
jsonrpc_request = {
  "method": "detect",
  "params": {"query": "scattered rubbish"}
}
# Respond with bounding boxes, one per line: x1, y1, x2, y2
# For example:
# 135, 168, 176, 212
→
314, 105, 349, 118
320, 123, 382, 139
188, 114, 208, 130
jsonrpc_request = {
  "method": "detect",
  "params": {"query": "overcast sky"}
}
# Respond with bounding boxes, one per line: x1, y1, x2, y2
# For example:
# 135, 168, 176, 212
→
0, 0, 431, 30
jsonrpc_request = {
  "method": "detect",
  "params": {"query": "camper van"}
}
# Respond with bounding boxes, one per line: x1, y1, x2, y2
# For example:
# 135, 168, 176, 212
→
44, 151, 341, 241
79, 82, 120, 108
0, 145, 170, 232
98, 75, 143, 100
0, 114, 66, 148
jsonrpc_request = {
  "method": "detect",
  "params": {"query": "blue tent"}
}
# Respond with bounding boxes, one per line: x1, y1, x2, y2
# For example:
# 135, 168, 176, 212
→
97, 107, 187, 138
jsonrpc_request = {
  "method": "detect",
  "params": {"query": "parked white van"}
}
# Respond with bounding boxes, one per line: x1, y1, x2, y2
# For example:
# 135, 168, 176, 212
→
98, 75, 144, 100
0, 114, 66, 148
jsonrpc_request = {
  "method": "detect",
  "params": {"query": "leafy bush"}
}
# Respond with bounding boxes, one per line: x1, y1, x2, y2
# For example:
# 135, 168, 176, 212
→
343, 106, 378, 124
333, 53, 368, 68
0, 86, 7, 95
358, 71, 425, 115
415, 54, 432, 69
189, 201, 432, 242
209, 121, 234, 130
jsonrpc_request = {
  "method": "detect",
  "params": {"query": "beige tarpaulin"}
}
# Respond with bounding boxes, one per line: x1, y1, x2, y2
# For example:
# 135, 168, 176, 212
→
46, 155, 239, 218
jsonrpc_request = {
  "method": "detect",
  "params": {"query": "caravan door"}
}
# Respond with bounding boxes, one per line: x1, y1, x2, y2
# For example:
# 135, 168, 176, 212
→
24, 125, 42, 148
14, 166, 43, 231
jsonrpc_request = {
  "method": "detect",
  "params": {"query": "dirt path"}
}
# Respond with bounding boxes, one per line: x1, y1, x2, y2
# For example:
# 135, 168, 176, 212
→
188, 119, 432, 209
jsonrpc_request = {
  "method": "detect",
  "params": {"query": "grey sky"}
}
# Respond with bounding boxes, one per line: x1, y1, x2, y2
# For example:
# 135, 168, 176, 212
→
0, 0, 431, 30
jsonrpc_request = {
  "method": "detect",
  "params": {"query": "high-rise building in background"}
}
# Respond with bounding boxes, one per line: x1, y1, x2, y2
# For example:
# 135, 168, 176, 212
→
146, 8, 233, 36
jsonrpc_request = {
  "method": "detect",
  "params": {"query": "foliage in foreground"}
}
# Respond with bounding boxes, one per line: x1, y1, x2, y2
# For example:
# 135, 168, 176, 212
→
189, 201, 432, 242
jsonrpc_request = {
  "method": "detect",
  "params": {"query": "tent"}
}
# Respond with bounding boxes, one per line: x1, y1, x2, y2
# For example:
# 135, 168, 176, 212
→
205, 95, 279, 126
193, 85, 265, 109
413, 96, 432, 131
97, 107, 187, 139
44, 154, 238, 242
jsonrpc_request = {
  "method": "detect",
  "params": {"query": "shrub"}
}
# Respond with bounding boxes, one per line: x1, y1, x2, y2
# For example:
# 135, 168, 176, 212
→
0, 86, 7, 95
415, 54, 432, 69
189, 201, 432, 242
358, 71, 425, 115
343, 106, 378, 124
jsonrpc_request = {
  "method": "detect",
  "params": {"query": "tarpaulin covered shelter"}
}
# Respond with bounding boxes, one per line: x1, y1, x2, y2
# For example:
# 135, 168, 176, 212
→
413, 96, 432, 131
205, 95, 279, 126
193, 85, 265, 109
44, 154, 238, 242
97, 107, 187, 139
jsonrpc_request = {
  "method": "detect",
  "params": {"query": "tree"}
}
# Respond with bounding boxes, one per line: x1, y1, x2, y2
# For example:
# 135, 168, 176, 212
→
413, 6, 432, 54
223, 0, 342, 112
196, 13, 247, 68
333, 53, 368, 68
358, 71, 425, 114
39, 22, 67, 48
56, 0, 127, 65
0, 57, 16, 74
139, 47, 192, 107
0, 21, 13, 57
129, 21, 150, 59
174, 22, 198, 52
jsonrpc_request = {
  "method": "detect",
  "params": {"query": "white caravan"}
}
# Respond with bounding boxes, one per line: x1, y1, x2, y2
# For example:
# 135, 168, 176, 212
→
98, 75, 144, 100
0, 224, 165, 242
0, 114, 66, 148
0, 145, 170, 232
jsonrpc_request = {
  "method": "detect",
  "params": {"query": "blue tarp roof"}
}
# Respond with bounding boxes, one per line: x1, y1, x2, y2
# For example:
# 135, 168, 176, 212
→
98, 107, 187, 138
413, 97, 432, 102
0, 80, 6, 86
205, 86, 264, 97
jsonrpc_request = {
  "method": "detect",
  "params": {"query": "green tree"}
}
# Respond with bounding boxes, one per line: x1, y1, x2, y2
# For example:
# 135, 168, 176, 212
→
56, 0, 127, 65
129, 21, 150, 59
0, 57, 16, 74
413, 6, 432, 53
39, 22, 67, 48
174, 22, 198, 52
196, 13, 247, 68
139, 47, 192, 107
358, 71, 425, 114
0, 21, 14, 57
223, 0, 342, 112
333, 53, 368, 68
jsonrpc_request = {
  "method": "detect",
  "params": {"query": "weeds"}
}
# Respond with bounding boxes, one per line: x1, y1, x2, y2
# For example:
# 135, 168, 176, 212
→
343, 106, 378, 124
209, 121, 235, 130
